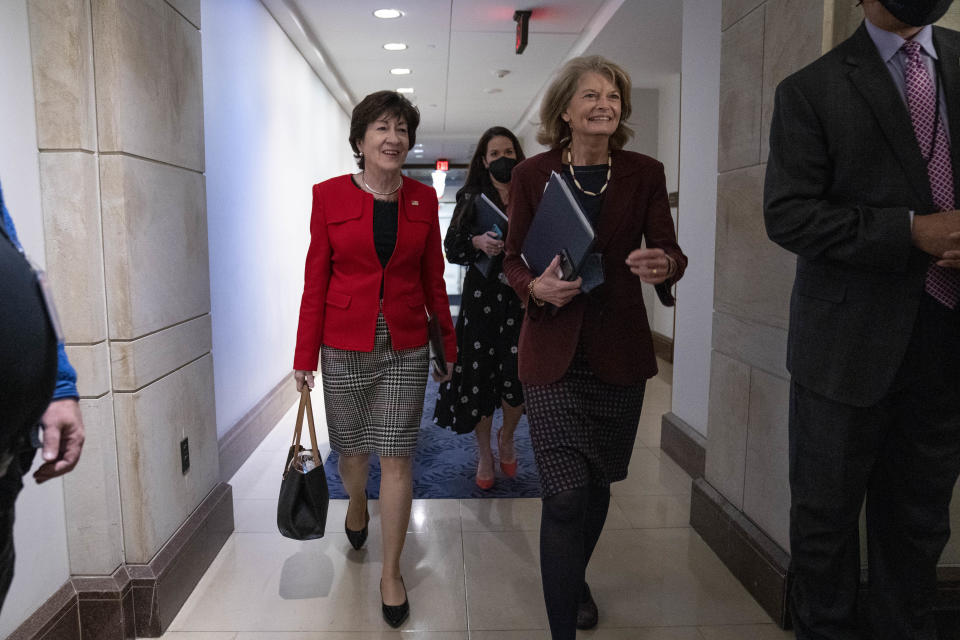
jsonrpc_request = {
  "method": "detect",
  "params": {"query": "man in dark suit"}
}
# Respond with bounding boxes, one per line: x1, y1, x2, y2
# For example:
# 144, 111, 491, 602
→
764, 1, 960, 638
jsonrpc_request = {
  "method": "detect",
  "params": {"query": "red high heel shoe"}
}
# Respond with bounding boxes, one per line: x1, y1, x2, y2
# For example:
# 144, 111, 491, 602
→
497, 429, 518, 478
475, 452, 495, 490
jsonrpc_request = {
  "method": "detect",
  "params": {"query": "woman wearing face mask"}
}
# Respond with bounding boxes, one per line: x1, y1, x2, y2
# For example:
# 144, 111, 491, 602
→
433, 126, 526, 489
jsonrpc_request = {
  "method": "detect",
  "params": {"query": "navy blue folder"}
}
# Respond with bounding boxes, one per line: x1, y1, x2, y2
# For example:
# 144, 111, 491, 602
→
473, 194, 508, 278
521, 171, 595, 280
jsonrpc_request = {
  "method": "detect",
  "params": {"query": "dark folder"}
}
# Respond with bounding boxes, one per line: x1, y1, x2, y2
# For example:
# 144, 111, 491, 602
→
428, 315, 446, 376
521, 171, 595, 280
473, 194, 509, 278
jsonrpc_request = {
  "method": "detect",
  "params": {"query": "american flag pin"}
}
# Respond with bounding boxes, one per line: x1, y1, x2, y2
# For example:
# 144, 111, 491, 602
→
412, 200, 419, 205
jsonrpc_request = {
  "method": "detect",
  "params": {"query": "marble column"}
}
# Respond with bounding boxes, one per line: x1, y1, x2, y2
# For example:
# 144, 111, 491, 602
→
27, 0, 221, 576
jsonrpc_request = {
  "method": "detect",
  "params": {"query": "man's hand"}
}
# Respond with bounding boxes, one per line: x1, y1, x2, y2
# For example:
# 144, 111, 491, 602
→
35, 398, 85, 483
937, 232, 960, 269
912, 212, 960, 266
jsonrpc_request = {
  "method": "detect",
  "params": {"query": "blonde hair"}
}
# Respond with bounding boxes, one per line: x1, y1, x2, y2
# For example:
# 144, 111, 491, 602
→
537, 55, 634, 150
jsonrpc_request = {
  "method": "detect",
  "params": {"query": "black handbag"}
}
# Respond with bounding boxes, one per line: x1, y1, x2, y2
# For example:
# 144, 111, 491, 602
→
277, 387, 329, 540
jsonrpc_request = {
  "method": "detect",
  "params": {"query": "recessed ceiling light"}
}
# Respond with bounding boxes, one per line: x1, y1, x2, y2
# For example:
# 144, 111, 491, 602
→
390, 68, 411, 75
397, 87, 414, 94
383, 42, 408, 51
373, 9, 403, 19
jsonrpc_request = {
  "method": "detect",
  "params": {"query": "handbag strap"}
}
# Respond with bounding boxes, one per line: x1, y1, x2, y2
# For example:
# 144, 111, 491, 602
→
285, 387, 322, 473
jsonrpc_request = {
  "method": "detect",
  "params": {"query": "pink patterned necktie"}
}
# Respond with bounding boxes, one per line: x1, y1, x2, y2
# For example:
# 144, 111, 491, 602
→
903, 40, 960, 309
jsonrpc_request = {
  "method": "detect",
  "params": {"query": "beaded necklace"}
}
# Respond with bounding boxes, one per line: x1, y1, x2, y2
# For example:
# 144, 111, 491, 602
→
565, 146, 611, 196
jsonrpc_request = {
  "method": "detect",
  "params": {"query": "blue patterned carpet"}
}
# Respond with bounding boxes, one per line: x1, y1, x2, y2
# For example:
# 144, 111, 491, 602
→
324, 376, 541, 499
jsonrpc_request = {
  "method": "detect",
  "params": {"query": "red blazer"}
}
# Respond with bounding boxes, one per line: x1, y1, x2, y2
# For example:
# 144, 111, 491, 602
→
294, 175, 457, 371
502, 148, 687, 386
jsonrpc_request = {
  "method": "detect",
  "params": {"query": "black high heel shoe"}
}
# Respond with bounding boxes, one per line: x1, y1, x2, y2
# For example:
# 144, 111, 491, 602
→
380, 576, 409, 628
345, 497, 369, 550
577, 582, 598, 630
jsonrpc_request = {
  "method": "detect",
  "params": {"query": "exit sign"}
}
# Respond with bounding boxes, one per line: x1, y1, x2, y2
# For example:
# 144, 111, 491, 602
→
435, 159, 449, 171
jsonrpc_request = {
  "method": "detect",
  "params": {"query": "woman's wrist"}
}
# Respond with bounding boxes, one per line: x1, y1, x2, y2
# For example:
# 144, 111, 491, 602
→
664, 255, 677, 279
527, 276, 545, 306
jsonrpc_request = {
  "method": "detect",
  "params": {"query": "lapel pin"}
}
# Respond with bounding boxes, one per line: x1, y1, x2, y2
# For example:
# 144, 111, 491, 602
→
412, 200, 419, 205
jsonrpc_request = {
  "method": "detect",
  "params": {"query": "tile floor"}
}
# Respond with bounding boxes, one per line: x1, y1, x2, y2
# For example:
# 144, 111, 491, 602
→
156, 362, 794, 639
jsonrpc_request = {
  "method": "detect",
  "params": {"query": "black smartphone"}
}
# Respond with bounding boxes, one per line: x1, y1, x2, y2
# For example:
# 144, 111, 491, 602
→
431, 357, 446, 377
558, 248, 576, 281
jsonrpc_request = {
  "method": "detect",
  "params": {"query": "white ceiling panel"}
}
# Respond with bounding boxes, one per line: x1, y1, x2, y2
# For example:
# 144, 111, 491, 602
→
262, 0, 682, 163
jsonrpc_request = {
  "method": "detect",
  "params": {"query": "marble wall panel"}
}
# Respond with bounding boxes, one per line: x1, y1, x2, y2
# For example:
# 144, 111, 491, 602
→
63, 393, 124, 574
719, 6, 765, 172
164, 0, 200, 28
722, 0, 765, 30
99, 155, 209, 340
714, 164, 796, 328
27, 0, 97, 150
827, 0, 862, 52
65, 342, 110, 398
39, 152, 106, 343
113, 354, 216, 562
110, 314, 212, 391
743, 368, 791, 551
712, 312, 789, 378
183, 357, 219, 512
92, 0, 204, 171
760, 0, 824, 161
705, 351, 752, 509
943, 485, 960, 563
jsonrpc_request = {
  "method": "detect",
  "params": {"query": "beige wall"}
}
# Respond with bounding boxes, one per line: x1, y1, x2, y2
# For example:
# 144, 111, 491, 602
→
27, 0, 217, 571
708, 0, 960, 562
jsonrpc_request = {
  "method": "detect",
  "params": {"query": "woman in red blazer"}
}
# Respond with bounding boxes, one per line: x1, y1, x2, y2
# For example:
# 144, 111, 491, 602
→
293, 91, 456, 628
502, 57, 687, 640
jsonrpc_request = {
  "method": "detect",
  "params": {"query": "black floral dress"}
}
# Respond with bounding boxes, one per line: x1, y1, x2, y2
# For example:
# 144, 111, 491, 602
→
433, 188, 524, 434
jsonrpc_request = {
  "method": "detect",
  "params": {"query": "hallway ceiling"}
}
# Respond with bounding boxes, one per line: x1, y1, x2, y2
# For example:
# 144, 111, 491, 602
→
260, 0, 681, 165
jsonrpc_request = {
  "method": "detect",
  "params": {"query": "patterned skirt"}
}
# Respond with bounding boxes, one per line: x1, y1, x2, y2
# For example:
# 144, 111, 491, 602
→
523, 344, 646, 498
320, 312, 429, 457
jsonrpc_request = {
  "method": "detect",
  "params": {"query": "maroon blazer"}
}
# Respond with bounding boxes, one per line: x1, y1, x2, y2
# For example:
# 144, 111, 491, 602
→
502, 148, 687, 386
294, 175, 457, 372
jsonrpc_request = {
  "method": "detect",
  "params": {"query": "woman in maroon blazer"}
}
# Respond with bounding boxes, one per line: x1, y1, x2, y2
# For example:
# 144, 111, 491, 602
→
502, 56, 687, 640
293, 91, 456, 628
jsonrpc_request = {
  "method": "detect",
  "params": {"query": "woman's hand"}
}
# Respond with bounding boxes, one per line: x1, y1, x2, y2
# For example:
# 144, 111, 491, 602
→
431, 361, 455, 383
472, 231, 504, 257
626, 248, 674, 284
294, 369, 315, 391
531, 254, 582, 307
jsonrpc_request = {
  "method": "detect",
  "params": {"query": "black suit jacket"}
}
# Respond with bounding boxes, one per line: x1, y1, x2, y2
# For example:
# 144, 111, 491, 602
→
764, 23, 960, 407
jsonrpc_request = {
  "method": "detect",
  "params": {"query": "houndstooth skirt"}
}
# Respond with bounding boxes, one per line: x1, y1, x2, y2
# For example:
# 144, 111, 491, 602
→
523, 342, 646, 498
320, 312, 429, 457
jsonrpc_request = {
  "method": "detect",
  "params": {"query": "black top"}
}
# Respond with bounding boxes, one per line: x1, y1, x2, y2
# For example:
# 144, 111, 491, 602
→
350, 176, 398, 268
568, 164, 607, 228
372, 199, 398, 268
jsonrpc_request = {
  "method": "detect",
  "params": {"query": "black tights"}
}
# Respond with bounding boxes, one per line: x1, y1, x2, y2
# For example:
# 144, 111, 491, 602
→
540, 485, 611, 640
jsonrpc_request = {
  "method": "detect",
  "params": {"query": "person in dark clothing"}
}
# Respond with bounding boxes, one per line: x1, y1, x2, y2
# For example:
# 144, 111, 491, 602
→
764, 1, 960, 637
502, 56, 686, 640
434, 126, 526, 489
0, 179, 85, 611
